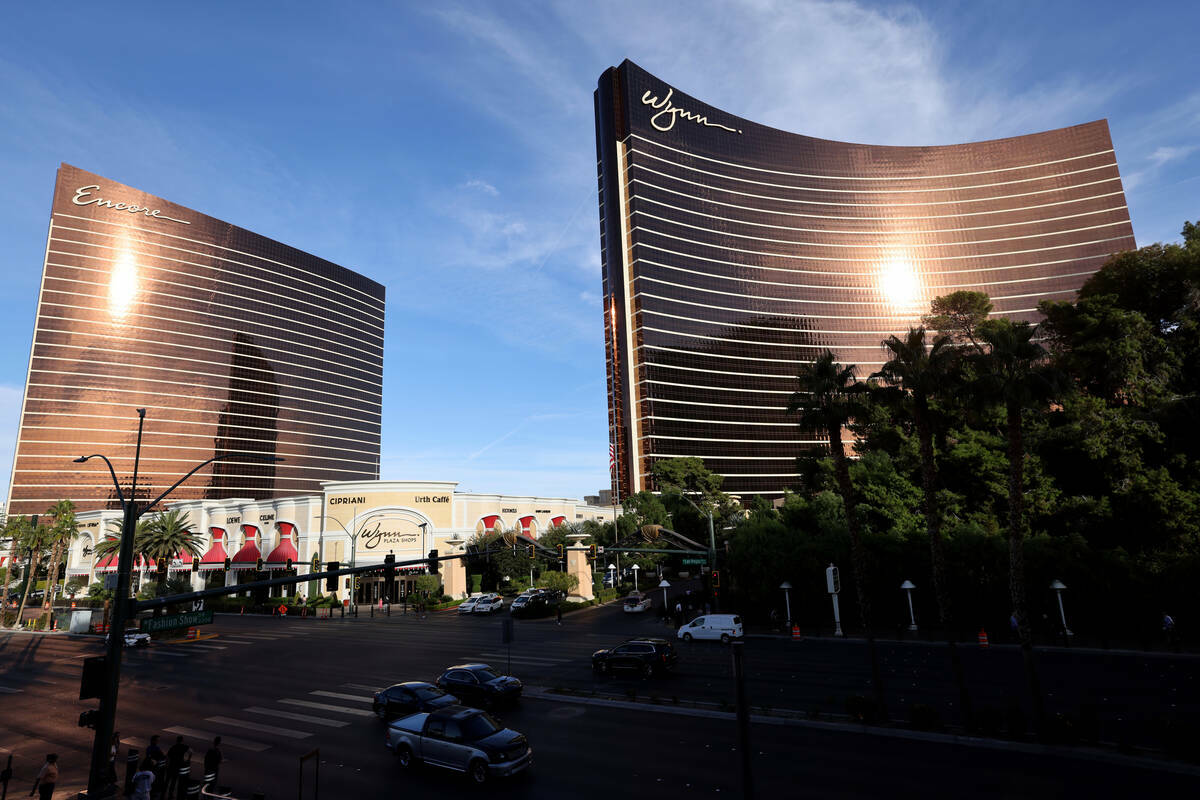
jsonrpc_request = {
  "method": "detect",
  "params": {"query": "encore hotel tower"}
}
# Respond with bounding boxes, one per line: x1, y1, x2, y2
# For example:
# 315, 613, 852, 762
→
596, 60, 1136, 499
5, 164, 385, 516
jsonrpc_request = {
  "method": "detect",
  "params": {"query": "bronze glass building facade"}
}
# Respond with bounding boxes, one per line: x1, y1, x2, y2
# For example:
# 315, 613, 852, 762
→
5, 164, 385, 515
596, 60, 1136, 498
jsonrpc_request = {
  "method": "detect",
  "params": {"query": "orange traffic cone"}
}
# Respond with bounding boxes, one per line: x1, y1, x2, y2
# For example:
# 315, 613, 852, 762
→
978, 628, 989, 648
791, 625, 802, 640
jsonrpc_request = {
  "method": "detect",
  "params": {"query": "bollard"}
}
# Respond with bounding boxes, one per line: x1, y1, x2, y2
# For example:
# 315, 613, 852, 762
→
387, 602, 390, 617
370, 603, 374, 618
185, 779, 201, 798
176, 762, 191, 800
125, 747, 140, 795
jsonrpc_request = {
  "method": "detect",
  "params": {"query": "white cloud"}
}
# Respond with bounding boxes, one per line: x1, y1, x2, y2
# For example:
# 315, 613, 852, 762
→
463, 178, 500, 196
1148, 145, 1198, 167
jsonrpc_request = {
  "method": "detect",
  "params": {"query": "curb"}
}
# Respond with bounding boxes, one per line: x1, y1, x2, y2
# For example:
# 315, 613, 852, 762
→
743, 632, 1200, 659
522, 686, 1200, 777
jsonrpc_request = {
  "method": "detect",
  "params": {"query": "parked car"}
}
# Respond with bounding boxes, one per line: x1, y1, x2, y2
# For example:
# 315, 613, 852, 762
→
677, 614, 744, 643
511, 593, 553, 618
622, 592, 652, 613
457, 595, 483, 615
385, 705, 532, 784
373, 681, 457, 720
509, 595, 531, 615
592, 637, 678, 677
473, 594, 504, 614
436, 663, 522, 708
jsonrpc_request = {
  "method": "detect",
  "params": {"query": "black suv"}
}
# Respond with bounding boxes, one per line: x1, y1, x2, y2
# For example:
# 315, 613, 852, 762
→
592, 637, 678, 677
436, 664, 523, 708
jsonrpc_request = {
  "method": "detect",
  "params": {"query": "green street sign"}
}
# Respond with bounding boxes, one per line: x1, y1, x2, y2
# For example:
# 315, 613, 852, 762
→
139, 609, 214, 633
682, 557, 707, 566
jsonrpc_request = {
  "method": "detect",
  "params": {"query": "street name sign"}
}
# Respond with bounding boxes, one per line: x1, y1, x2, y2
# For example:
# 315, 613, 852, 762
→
139, 609, 214, 632
682, 557, 707, 566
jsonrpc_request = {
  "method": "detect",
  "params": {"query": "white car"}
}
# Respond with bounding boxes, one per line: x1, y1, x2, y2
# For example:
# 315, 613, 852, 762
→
473, 594, 504, 614
677, 614, 744, 643
458, 595, 483, 615
622, 593, 652, 613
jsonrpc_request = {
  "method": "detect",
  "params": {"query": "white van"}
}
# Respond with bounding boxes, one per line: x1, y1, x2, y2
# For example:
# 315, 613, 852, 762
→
676, 614, 744, 643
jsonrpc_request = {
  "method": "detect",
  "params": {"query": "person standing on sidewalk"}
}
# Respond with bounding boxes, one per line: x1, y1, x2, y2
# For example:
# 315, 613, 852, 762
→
203, 736, 223, 785
131, 757, 155, 800
29, 753, 57, 800
163, 736, 190, 798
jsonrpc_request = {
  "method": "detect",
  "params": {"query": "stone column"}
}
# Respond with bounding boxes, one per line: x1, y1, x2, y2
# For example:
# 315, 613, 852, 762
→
442, 534, 468, 599
566, 534, 594, 603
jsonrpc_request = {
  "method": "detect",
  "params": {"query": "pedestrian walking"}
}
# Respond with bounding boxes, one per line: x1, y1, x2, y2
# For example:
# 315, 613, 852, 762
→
108, 730, 121, 784
29, 753, 57, 800
1163, 611, 1178, 649
203, 737, 223, 785
1009, 612, 1019, 642
131, 757, 155, 800
163, 736, 189, 798
555, 603, 563, 626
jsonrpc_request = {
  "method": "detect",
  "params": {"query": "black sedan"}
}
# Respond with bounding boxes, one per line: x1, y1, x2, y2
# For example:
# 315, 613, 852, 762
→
436, 664, 523, 709
373, 681, 458, 720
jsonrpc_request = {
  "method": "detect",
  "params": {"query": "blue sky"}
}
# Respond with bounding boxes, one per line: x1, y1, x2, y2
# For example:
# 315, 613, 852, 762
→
0, 1, 1196, 500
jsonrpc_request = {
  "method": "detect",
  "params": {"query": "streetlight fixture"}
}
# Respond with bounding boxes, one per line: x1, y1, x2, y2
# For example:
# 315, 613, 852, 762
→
672, 491, 716, 563
323, 510, 395, 611
76, 408, 282, 797
779, 581, 793, 630
607, 562, 616, 590
631, 563, 640, 592
658, 578, 670, 615
900, 580, 917, 631
1050, 579, 1073, 637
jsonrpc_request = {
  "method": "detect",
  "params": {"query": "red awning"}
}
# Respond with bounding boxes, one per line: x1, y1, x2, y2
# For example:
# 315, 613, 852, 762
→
168, 552, 193, 572
94, 556, 117, 573
480, 515, 501, 531
230, 524, 261, 570
550, 516, 566, 527
517, 516, 535, 534
134, 555, 157, 570
199, 528, 228, 571
264, 522, 299, 569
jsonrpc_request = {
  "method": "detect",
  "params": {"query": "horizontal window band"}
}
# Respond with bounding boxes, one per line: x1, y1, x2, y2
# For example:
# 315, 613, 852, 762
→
6, 485, 365, 499
633, 176, 1129, 224
645, 396, 788, 410
30, 354, 381, 408
40, 280, 383, 365
635, 241, 1115, 278
15, 432, 379, 461
624, 160, 1122, 209
636, 274, 1077, 308
52, 213, 384, 311
632, 208, 1130, 251
46, 234, 384, 333
638, 324, 902, 350
18, 417, 379, 451
639, 342, 888, 367
23, 381, 382, 427
33, 315, 382, 383
629, 132, 1117, 183
637, 257, 1100, 293
14, 456, 376, 475
638, 378, 793, 395
638, 435, 821, 444
636, 291, 1040, 322
638, 307, 932, 336
647, 453, 812, 460
19, 398, 380, 441
633, 225, 1132, 266
27, 367, 381, 416
30, 341, 382, 398
629, 144, 1118, 195
640, 415, 803, 427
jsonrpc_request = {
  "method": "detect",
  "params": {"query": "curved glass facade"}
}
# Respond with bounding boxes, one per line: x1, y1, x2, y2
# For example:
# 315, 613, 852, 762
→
6, 164, 384, 515
596, 60, 1136, 498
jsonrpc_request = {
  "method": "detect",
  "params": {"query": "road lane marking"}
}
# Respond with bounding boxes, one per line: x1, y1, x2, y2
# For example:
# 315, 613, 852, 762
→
310, 690, 371, 702
0, 686, 23, 693
148, 650, 190, 657
244, 707, 349, 727
217, 639, 255, 645
278, 699, 374, 716
341, 683, 381, 692
230, 634, 285, 639
474, 652, 569, 663
182, 644, 227, 651
164, 726, 269, 752
466, 655, 570, 667
205, 716, 312, 738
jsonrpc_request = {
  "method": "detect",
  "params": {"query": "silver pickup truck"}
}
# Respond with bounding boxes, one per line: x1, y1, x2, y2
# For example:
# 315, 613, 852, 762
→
385, 705, 532, 785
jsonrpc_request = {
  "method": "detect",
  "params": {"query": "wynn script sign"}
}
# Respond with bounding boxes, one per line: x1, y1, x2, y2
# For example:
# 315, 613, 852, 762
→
641, 87, 741, 135
360, 519, 420, 550
72, 185, 190, 224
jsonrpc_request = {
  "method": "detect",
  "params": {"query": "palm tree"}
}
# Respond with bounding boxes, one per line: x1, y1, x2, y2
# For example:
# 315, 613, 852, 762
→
140, 510, 202, 599
789, 351, 886, 717
970, 319, 1063, 733
1, 516, 32, 628
13, 519, 50, 629
874, 328, 972, 722
39, 500, 77, 629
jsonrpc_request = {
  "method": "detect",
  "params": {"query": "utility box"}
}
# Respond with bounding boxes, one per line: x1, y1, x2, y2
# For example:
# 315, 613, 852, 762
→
70, 609, 93, 634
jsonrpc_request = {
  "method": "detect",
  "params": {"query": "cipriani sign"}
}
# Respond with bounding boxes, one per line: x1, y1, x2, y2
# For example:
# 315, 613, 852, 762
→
640, 87, 742, 135
71, 185, 190, 225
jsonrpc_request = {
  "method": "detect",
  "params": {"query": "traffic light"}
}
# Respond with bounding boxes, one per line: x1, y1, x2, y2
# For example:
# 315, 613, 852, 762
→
528, 544, 536, 560
78, 709, 99, 729
428, 549, 439, 574
223, 557, 231, 571
587, 544, 597, 562
191, 557, 199, 573
711, 569, 720, 588
256, 556, 264, 571
556, 543, 564, 560
286, 558, 293, 570
384, 553, 396, 596
326, 560, 340, 592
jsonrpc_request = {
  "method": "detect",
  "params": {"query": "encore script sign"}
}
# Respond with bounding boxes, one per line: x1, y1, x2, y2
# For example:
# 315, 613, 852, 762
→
72, 185, 190, 225
640, 87, 741, 135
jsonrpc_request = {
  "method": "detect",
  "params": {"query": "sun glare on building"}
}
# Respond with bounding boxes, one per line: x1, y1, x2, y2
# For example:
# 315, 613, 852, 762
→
108, 247, 139, 321
879, 256, 921, 310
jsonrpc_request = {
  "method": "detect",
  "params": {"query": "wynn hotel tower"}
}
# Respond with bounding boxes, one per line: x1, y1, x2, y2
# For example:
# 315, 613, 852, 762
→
595, 60, 1136, 499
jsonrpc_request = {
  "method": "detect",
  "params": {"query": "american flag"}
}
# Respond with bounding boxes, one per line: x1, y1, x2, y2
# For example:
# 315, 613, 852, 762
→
609, 443, 616, 475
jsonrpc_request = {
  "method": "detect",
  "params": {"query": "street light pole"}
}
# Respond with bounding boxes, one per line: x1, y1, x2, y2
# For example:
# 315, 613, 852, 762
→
779, 581, 792, 630
1050, 579, 1073, 638
901, 580, 917, 632
76, 409, 281, 797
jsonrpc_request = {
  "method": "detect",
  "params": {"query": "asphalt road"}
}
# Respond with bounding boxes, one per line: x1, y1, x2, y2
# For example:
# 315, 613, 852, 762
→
0, 603, 1196, 799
